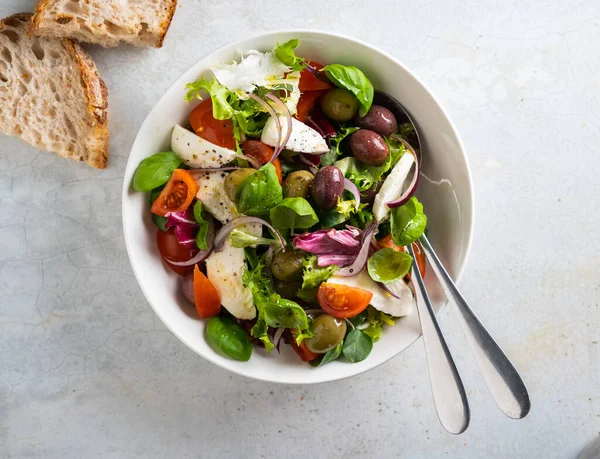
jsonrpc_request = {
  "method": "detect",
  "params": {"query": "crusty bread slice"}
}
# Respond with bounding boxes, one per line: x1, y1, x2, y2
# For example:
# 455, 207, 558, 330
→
0, 13, 108, 168
31, 0, 178, 48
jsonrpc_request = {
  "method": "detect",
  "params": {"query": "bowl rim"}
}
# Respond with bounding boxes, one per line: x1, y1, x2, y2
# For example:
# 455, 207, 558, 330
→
122, 28, 475, 384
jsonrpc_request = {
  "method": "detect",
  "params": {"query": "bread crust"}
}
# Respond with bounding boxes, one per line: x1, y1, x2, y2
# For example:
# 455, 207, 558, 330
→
1, 13, 109, 169
31, 0, 178, 48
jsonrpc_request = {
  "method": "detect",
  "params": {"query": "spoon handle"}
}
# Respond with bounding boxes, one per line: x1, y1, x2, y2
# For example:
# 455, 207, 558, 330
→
419, 234, 531, 419
407, 244, 470, 434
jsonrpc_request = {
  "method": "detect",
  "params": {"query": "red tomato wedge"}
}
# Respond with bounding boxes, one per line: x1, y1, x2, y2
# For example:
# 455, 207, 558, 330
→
295, 90, 326, 122
193, 265, 221, 318
291, 340, 319, 362
378, 235, 426, 278
189, 99, 236, 150
299, 61, 332, 92
156, 228, 196, 276
317, 283, 373, 319
150, 169, 197, 217
241, 140, 282, 184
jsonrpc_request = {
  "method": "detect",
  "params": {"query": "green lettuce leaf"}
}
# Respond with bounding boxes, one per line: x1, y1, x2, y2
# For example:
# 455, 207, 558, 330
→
229, 229, 283, 250
273, 39, 306, 71
321, 126, 359, 166
296, 255, 338, 303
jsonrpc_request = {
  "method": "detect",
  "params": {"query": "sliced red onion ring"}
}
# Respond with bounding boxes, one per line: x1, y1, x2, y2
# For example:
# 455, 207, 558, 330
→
188, 166, 240, 174
265, 93, 293, 161
181, 274, 195, 305
378, 281, 402, 299
239, 154, 262, 169
299, 154, 319, 174
336, 221, 378, 276
386, 141, 420, 208
248, 92, 281, 154
343, 178, 361, 211
213, 216, 286, 253
272, 327, 284, 351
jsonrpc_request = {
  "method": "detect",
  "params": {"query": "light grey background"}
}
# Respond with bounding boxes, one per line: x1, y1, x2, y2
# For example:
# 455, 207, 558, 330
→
1, 1, 599, 458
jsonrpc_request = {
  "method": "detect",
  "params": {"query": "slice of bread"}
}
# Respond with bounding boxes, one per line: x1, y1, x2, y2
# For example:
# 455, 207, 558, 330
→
31, 0, 178, 48
0, 13, 108, 168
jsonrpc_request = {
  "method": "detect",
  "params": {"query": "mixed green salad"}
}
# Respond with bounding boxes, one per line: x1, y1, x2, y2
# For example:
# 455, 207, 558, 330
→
132, 39, 428, 366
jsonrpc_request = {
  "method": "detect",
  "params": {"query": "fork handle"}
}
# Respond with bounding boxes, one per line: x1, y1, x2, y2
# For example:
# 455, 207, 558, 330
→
419, 234, 531, 419
407, 244, 470, 434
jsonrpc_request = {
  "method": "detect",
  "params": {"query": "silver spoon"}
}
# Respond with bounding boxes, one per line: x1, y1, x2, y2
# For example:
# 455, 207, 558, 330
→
419, 234, 531, 419
407, 243, 470, 434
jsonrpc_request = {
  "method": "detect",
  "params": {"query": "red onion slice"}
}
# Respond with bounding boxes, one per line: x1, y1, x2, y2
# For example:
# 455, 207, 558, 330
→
386, 142, 420, 209
343, 178, 361, 211
181, 274, 195, 305
213, 216, 286, 253
299, 154, 319, 174
265, 93, 293, 161
272, 327, 284, 351
336, 221, 378, 276
239, 154, 262, 169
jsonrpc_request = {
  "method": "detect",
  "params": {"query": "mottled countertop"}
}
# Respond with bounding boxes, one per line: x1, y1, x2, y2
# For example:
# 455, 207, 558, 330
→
1, 1, 599, 458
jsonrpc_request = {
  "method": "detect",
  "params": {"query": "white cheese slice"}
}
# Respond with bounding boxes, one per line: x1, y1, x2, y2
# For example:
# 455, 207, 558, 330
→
171, 124, 238, 169
261, 116, 329, 153
193, 171, 237, 223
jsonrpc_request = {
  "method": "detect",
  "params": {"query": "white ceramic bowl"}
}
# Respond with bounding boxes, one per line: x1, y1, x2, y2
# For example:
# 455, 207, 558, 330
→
122, 31, 474, 384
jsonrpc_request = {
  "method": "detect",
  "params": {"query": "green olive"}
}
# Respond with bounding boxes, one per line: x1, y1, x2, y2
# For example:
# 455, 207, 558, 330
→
283, 170, 314, 199
305, 314, 347, 353
271, 249, 305, 282
321, 88, 359, 122
224, 168, 256, 202
273, 280, 301, 299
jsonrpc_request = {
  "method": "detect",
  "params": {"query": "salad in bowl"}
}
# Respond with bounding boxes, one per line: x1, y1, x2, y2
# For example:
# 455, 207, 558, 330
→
130, 39, 429, 367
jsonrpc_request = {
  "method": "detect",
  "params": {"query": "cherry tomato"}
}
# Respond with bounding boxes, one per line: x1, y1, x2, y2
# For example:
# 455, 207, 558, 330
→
378, 235, 426, 278
295, 90, 326, 122
299, 61, 332, 92
150, 169, 197, 217
291, 340, 319, 362
189, 99, 236, 150
193, 265, 221, 318
317, 283, 373, 319
241, 140, 282, 184
156, 228, 196, 276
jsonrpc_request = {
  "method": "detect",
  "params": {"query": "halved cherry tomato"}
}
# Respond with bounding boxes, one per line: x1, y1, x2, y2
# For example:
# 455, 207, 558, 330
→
241, 140, 282, 184
151, 169, 197, 217
156, 228, 196, 276
378, 235, 426, 278
295, 90, 326, 122
299, 61, 332, 92
193, 265, 221, 318
189, 99, 236, 150
317, 283, 373, 318
291, 340, 319, 362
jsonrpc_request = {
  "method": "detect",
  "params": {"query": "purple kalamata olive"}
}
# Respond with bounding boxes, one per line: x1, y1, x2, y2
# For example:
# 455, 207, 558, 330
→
360, 181, 383, 204
354, 105, 398, 136
310, 166, 345, 211
349, 129, 389, 166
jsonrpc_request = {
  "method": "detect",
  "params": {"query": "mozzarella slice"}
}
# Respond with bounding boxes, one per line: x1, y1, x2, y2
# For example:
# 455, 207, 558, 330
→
193, 171, 238, 223
330, 269, 414, 317
206, 242, 256, 320
261, 116, 329, 153
171, 124, 238, 169
372, 153, 416, 221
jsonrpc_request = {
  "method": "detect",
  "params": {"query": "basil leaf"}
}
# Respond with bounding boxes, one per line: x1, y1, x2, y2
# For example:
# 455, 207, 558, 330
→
368, 248, 413, 283
236, 163, 283, 217
206, 316, 253, 361
390, 197, 428, 246
342, 329, 373, 363
273, 39, 306, 71
150, 189, 167, 231
310, 341, 343, 367
335, 156, 389, 192
321, 126, 359, 166
193, 201, 210, 250
269, 197, 318, 232
133, 151, 182, 192
185, 77, 234, 119
322, 64, 374, 116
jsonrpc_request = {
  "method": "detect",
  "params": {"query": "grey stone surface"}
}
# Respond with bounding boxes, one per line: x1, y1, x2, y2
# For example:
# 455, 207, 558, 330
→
1, 1, 599, 458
